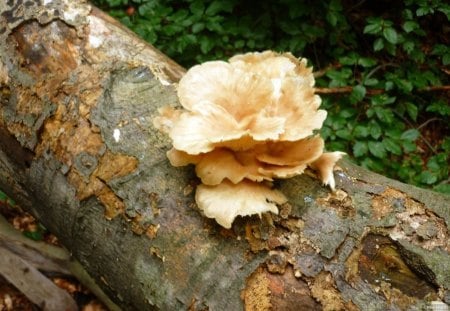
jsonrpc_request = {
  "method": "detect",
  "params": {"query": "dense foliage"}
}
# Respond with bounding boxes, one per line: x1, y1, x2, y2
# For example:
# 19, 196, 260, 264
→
92, 0, 450, 194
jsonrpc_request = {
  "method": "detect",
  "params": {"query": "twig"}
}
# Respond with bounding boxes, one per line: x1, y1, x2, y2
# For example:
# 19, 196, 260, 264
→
314, 86, 384, 95
417, 118, 441, 131
314, 85, 450, 95
418, 85, 450, 92
364, 63, 399, 81
313, 63, 342, 79
393, 111, 438, 155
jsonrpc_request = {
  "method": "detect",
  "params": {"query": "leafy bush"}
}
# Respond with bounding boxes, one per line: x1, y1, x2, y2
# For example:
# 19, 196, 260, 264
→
92, 0, 450, 194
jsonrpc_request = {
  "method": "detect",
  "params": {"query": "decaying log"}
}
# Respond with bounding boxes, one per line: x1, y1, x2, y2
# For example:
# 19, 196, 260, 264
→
0, 1, 449, 310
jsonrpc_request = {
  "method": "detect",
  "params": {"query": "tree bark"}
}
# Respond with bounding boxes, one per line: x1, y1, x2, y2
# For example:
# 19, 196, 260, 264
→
0, 1, 449, 310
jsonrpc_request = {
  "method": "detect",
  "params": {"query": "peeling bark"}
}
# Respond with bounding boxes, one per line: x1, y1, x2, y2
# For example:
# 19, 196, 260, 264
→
0, 1, 449, 310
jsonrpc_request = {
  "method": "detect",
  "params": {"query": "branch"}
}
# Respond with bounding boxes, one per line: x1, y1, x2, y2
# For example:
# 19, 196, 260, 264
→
314, 86, 384, 95
314, 85, 450, 95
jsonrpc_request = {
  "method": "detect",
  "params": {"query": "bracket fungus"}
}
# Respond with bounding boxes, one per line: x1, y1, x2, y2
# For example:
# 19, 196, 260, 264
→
154, 51, 344, 228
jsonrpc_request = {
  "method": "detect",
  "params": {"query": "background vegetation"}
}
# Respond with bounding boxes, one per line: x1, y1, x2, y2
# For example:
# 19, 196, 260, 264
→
92, 0, 450, 194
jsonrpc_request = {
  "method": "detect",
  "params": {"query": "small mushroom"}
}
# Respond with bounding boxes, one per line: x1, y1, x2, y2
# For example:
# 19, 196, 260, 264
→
153, 51, 345, 228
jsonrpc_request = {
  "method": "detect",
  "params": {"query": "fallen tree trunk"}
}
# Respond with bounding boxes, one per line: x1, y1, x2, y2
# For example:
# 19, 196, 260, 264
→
0, 1, 449, 310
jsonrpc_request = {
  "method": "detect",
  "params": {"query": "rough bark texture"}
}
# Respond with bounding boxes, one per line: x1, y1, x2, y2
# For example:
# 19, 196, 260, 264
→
0, 1, 449, 310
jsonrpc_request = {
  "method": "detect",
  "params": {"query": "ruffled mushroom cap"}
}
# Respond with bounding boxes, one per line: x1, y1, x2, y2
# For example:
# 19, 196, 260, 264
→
310, 151, 346, 191
153, 51, 345, 228
196, 180, 287, 229
166, 135, 324, 186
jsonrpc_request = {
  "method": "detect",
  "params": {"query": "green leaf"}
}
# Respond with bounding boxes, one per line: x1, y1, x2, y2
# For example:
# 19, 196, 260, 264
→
383, 27, 398, 44
340, 108, 357, 118
364, 20, 382, 34
24, 230, 44, 241
402, 140, 417, 152
417, 7, 434, 16
403, 41, 415, 54
192, 22, 205, 33
419, 171, 437, 184
336, 128, 352, 140
401, 129, 420, 141
364, 78, 379, 86
426, 100, 450, 116
200, 37, 214, 54
433, 184, 450, 195
206, 1, 234, 16
369, 122, 382, 139
358, 57, 377, 67
371, 94, 396, 106
385, 80, 394, 91
190, 1, 205, 15
373, 38, 384, 51
368, 141, 387, 158
350, 85, 366, 103
374, 107, 394, 124
404, 102, 418, 121
206, 20, 223, 32
339, 54, 357, 65
326, 11, 338, 26
383, 137, 402, 155
353, 125, 370, 138
395, 79, 413, 92
443, 54, 450, 65
353, 141, 368, 157
426, 154, 446, 172
402, 21, 418, 33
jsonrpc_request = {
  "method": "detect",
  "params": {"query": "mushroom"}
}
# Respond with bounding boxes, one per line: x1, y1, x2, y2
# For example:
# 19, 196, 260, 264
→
153, 51, 344, 228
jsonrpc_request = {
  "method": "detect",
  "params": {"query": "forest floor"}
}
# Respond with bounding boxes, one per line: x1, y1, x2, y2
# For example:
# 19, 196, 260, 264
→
0, 198, 107, 311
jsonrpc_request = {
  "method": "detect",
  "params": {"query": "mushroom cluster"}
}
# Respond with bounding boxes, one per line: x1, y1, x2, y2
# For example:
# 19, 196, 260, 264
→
154, 51, 344, 228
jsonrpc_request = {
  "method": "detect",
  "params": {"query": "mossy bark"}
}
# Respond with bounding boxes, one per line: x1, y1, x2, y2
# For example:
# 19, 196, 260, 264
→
0, 1, 449, 310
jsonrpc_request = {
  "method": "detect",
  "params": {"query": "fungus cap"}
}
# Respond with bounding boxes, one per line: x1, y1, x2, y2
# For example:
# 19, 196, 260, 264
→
153, 50, 345, 228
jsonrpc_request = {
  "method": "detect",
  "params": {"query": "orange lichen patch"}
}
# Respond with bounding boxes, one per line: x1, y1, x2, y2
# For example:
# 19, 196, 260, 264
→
264, 267, 321, 310
12, 20, 79, 80
95, 151, 138, 182
242, 267, 271, 311
13, 89, 45, 115
371, 190, 397, 220
146, 224, 160, 239
0, 60, 8, 84
68, 169, 103, 200
380, 284, 421, 309
311, 272, 346, 311
373, 189, 423, 223
56, 67, 105, 119
4, 89, 47, 146
36, 105, 104, 165
97, 187, 125, 220
67, 151, 138, 219
149, 247, 165, 262
317, 189, 355, 218
245, 222, 270, 253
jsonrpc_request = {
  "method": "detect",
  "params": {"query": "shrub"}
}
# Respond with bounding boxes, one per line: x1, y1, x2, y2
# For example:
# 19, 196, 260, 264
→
92, 0, 450, 194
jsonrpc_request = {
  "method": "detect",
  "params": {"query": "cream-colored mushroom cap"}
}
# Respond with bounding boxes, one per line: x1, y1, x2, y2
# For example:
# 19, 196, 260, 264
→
196, 180, 287, 229
153, 50, 345, 228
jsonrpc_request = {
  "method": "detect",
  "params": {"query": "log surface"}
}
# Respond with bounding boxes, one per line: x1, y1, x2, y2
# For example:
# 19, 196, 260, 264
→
0, 1, 449, 310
